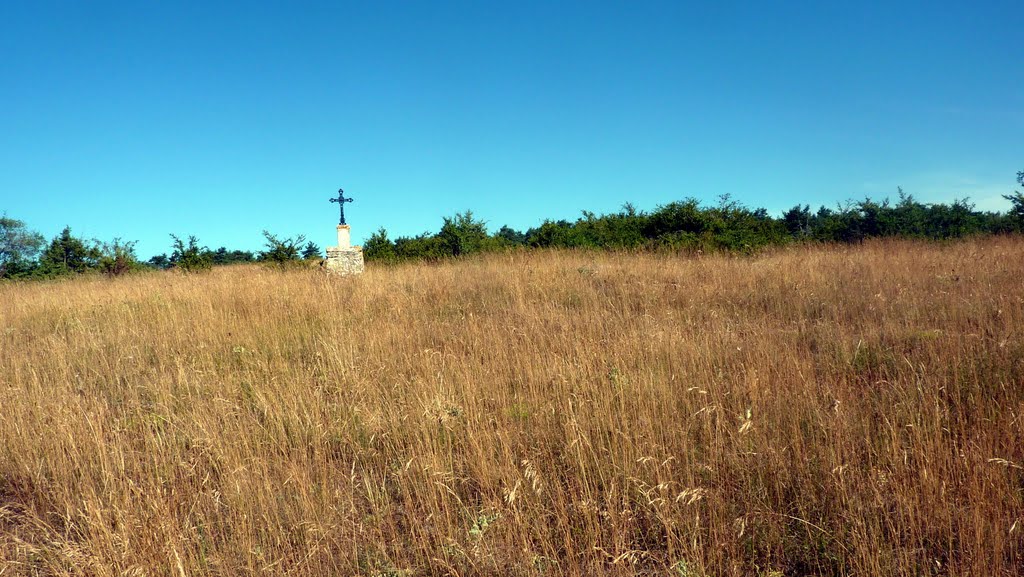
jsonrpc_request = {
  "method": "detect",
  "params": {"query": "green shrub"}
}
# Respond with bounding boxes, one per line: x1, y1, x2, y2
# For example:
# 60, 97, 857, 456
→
170, 234, 212, 273
97, 239, 141, 277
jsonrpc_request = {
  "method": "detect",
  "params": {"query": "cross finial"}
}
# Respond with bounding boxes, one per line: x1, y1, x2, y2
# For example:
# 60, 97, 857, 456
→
329, 188, 354, 225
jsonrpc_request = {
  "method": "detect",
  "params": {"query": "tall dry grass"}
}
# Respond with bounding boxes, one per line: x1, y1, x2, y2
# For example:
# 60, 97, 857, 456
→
1, 237, 1022, 576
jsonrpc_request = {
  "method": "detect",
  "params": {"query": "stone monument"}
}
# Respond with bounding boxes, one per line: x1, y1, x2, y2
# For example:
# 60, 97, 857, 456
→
323, 187, 365, 275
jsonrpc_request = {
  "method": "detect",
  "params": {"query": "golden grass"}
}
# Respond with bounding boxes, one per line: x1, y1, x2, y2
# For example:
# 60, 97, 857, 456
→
1, 238, 1022, 576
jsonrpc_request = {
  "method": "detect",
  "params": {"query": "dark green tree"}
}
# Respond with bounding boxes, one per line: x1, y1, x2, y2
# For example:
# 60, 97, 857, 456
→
231, 250, 256, 263
38, 227, 101, 276
214, 249, 255, 265
301, 241, 322, 260
147, 254, 171, 269
892, 188, 928, 236
1003, 171, 1024, 231
364, 228, 398, 263
926, 198, 977, 239
494, 225, 527, 245
0, 215, 45, 278
210, 247, 231, 265
783, 205, 812, 237
206, 247, 256, 265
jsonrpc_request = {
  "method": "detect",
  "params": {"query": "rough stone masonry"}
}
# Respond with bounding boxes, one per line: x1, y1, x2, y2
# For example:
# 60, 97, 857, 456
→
323, 224, 365, 275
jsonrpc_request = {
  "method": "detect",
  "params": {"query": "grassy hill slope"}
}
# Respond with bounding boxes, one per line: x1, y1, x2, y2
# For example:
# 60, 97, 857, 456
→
1, 238, 1022, 576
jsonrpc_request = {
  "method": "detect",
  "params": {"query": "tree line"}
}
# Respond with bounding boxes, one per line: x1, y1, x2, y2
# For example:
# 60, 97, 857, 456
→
0, 226, 321, 279
365, 174, 1024, 263
3, 172, 1023, 279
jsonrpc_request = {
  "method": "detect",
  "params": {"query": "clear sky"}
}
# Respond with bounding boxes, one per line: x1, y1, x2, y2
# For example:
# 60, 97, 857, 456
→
2, 1, 1021, 259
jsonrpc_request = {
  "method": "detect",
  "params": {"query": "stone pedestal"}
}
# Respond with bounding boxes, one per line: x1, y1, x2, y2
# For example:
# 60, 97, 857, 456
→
323, 225, 364, 275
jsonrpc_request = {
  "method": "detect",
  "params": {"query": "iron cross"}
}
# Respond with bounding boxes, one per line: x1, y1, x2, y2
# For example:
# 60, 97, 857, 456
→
329, 188, 354, 225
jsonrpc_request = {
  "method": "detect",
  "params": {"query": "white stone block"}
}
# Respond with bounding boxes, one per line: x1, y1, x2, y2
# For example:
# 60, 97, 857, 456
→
337, 225, 351, 249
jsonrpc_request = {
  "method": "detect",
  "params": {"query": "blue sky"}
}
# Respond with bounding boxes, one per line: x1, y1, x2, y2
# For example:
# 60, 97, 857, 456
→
2, 1, 1021, 258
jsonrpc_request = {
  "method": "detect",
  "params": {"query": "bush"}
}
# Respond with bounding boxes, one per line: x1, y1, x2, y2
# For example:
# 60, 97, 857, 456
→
97, 239, 141, 277
258, 231, 306, 267
364, 228, 398, 263
170, 235, 213, 273
526, 219, 580, 248
438, 211, 491, 257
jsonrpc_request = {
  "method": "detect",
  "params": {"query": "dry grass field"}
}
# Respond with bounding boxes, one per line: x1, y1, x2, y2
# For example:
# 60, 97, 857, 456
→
1, 238, 1022, 576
